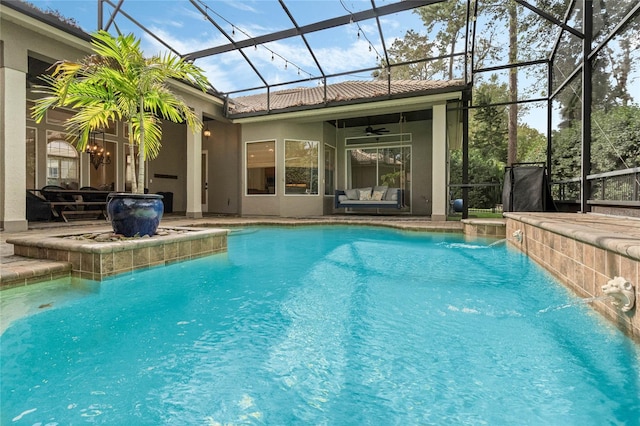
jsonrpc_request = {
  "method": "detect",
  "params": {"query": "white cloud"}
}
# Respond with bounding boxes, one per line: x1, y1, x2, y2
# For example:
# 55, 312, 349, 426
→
223, 0, 259, 14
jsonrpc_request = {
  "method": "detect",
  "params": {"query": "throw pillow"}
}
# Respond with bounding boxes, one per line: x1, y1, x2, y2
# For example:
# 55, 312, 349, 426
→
371, 190, 385, 201
359, 190, 373, 201
357, 187, 372, 200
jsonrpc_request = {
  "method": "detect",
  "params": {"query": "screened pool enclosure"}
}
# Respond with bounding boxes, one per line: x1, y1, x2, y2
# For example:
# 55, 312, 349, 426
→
5, 0, 640, 219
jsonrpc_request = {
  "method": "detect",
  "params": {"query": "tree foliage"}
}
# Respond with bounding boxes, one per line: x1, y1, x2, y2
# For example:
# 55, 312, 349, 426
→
591, 106, 640, 173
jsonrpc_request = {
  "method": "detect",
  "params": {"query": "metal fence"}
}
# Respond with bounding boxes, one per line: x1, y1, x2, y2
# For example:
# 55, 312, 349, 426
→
551, 167, 640, 204
448, 182, 502, 213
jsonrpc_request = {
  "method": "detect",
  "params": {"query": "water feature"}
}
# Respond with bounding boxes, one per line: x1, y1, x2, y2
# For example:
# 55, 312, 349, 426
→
488, 238, 507, 247
602, 276, 636, 312
537, 295, 615, 313
1, 226, 639, 424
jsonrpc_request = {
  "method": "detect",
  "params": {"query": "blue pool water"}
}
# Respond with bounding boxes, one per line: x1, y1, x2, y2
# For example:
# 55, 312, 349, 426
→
1, 226, 639, 425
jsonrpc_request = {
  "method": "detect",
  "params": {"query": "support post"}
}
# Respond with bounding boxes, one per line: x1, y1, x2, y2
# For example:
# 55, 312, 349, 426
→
185, 109, 203, 218
432, 103, 448, 221
462, 89, 470, 219
580, 0, 593, 213
0, 66, 28, 231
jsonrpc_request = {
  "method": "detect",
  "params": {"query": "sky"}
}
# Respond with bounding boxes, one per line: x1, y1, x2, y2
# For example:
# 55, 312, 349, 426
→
25, 0, 427, 96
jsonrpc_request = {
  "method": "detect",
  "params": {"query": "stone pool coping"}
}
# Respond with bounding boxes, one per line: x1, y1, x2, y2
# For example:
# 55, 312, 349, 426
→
4, 226, 228, 285
504, 212, 640, 260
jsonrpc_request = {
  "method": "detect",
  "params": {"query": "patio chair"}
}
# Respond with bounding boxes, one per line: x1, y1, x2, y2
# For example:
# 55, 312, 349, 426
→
41, 185, 77, 218
26, 190, 52, 221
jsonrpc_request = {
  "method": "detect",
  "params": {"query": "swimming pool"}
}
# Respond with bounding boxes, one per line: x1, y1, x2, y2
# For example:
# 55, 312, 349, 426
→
1, 226, 639, 424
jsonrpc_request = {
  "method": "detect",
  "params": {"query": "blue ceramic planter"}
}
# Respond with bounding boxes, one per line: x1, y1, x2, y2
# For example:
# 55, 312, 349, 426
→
106, 193, 164, 237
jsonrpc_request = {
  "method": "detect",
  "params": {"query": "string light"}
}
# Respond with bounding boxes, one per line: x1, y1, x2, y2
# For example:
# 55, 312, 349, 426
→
339, 0, 382, 61
196, 0, 316, 80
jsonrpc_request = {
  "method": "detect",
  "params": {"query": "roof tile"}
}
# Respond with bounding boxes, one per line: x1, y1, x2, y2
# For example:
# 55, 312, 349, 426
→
229, 79, 465, 114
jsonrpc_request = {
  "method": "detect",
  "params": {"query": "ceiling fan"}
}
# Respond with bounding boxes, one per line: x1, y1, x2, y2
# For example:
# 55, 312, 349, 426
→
364, 125, 390, 136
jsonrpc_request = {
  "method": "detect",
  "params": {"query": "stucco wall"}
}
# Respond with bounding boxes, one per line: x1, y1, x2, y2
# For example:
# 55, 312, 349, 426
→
204, 120, 241, 215
147, 121, 188, 212
240, 121, 325, 217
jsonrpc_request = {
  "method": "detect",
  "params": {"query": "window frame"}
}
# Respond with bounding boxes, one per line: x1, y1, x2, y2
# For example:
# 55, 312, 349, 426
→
245, 139, 277, 196
284, 139, 319, 196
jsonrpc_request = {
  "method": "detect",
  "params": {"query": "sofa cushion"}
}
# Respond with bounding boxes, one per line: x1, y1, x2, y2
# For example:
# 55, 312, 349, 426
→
345, 189, 358, 200
385, 188, 398, 201
338, 195, 348, 202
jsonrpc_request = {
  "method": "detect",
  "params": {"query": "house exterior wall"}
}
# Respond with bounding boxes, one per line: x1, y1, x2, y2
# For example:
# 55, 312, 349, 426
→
241, 121, 325, 217
204, 120, 241, 215
147, 121, 188, 212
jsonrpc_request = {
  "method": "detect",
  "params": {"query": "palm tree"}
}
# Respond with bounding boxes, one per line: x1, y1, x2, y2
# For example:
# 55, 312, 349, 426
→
32, 30, 210, 193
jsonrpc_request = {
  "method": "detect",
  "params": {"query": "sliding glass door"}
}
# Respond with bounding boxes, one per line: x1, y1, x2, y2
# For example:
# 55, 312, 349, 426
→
346, 145, 411, 208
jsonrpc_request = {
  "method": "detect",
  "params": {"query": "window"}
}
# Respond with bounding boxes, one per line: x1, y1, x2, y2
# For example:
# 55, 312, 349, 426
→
46, 131, 78, 188
324, 144, 336, 196
90, 140, 116, 191
246, 141, 275, 195
285, 139, 318, 195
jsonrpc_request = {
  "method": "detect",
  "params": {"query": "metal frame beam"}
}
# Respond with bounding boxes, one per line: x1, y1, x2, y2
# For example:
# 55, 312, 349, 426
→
184, 0, 445, 60
515, 0, 583, 39
101, 0, 182, 56
580, 0, 592, 213
278, 0, 326, 81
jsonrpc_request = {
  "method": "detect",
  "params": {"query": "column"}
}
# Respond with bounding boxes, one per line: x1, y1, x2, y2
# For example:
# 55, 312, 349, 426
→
185, 110, 203, 218
0, 66, 28, 231
431, 103, 447, 221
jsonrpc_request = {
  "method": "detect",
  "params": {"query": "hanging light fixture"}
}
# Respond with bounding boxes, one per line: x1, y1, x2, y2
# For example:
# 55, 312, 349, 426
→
86, 130, 111, 170
203, 122, 211, 138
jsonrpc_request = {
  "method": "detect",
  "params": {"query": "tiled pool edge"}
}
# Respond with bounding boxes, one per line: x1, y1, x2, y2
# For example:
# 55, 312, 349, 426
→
504, 213, 640, 342
461, 218, 506, 238
3, 227, 228, 285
